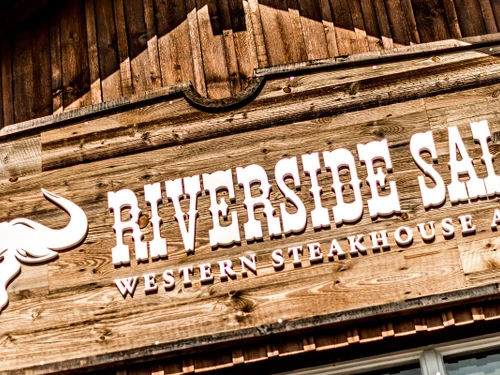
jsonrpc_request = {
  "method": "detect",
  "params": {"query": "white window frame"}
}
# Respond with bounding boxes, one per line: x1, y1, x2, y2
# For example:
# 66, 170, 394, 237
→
277, 332, 500, 375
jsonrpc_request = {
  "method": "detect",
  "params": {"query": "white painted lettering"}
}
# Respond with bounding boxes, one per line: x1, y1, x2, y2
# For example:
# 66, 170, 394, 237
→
143, 273, 158, 293
114, 276, 139, 298
272, 249, 285, 269
347, 234, 367, 255
108, 189, 147, 265
369, 230, 389, 251
202, 170, 241, 248
323, 148, 363, 224
302, 153, 330, 228
417, 222, 436, 241
198, 263, 214, 283
144, 183, 167, 259
288, 245, 303, 266
410, 131, 446, 208
357, 139, 401, 217
307, 242, 323, 263
275, 157, 307, 234
447, 126, 486, 202
240, 255, 257, 276
165, 176, 201, 253
458, 214, 475, 234
328, 239, 345, 259
394, 226, 413, 246
236, 164, 282, 240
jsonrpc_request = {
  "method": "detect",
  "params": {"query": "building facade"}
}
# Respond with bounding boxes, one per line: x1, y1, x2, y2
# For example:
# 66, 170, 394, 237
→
2, 1, 500, 374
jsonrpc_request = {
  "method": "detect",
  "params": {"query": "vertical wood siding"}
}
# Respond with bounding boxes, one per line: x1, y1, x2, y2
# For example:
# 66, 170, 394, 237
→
1, 0, 500, 126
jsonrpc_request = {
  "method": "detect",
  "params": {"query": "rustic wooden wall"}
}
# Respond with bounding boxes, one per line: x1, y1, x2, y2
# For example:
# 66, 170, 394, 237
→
1, 0, 500, 127
2, 44, 500, 373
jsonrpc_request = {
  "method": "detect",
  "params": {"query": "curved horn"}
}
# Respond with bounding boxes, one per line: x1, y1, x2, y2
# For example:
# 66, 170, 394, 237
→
10, 189, 88, 251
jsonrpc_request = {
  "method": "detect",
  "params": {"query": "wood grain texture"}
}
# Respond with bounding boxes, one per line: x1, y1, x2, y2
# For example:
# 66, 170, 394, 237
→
31, 15, 53, 120
478, 0, 498, 34
155, 0, 196, 88
124, 0, 153, 93
41, 46, 500, 170
347, 0, 370, 53
185, 0, 208, 97
454, 0, 488, 37
2, 0, 500, 128
372, 0, 394, 49
0, 38, 12, 125
228, 0, 259, 85
329, 0, 357, 55
114, 0, 134, 97
49, 8, 64, 114
195, 0, 232, 99
359, 0, 383, 51
0, 135, 41, 181
85, 0, 103, 105
247, 0, 269, 67
60, 0, 91, 111
95, 0, 122, 101
442, 0, 462, 39
143, 0, 162, 89
1, 46, 500, 373
411, 0, 451, 43
12, 27, 34, 123
384, 0, 411, 46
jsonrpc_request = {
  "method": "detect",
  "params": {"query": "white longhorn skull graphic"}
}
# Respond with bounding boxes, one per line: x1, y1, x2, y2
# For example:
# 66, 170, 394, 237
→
0, 189, 88, 314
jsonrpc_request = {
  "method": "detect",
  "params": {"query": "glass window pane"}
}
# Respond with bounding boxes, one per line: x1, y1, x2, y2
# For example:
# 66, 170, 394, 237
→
359, 363, 421, 375
445, 350, 500, 375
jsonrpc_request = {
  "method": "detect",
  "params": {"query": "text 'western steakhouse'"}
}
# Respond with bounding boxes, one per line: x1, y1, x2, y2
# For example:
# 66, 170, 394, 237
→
108, 120, 500, 272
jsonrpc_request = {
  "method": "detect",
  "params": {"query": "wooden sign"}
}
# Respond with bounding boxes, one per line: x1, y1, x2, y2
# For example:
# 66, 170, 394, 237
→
3, 47, 500, 373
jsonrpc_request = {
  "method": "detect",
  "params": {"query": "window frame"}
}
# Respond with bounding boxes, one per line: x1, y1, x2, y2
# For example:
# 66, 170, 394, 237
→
277, 332, 500, 375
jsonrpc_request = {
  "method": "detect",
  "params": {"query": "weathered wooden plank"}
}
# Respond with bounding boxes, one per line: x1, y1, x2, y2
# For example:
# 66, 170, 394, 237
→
1, 37, 499, 142
359, 0, 383, 51
217, 0, 243, 93
400, 0, 421, 44
316, 0, 339, 57
113, 0, 134, 96
411, 0, 451, 43
0, 135, 41, 181
49, 8, 64, 114
60, 0, 91, 111
95, 0, 122, 102
459, 237, 500, 280
247, 0, 269, 67
185, 0, 208, 97
194, 0, 233, 98
296, 0, 331, 60
442, 0, 462, 39
384, 0, 411, 46
478, 0, 498, 33
124, 0, 153, 94
492, 0, 500, 31
372, 0, 393, 49
329, 0, 357, 55
231, 0, 260, 84
12, 28, 34, 123
258, 0, 305, 66
31, 15, 53, 120
285, 0, 308, 61
143, 0, 162, 89
0, 46, 3, 129
454, 0, 488, 37
84, 0, 102, 105
41, 47, 500, 170
347, 0, 370, 53
155, 0, 196, 87
1, 36, 15, 125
